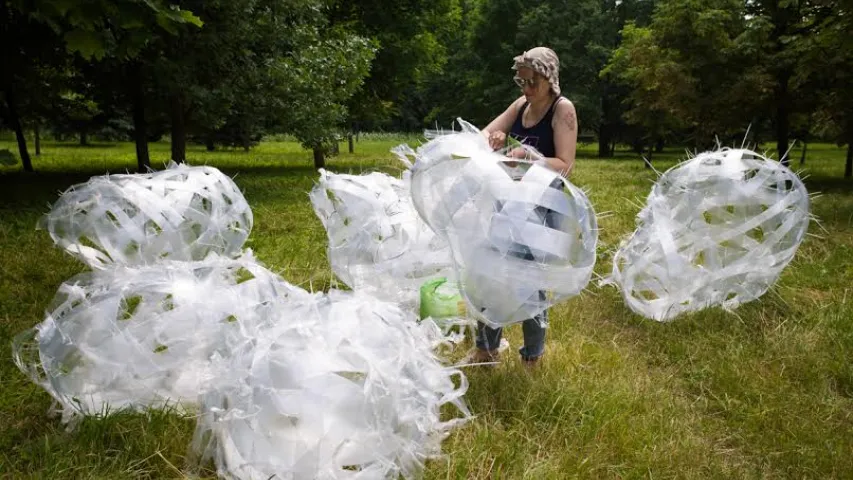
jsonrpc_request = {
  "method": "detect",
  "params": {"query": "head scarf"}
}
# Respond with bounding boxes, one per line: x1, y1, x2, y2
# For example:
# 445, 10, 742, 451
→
512, 47, 561, 96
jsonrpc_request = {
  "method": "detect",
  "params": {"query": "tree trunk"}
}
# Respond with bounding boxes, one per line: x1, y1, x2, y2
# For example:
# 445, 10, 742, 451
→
598, 125, 611, 158
130, 70, 150, 172
632, 138, 644, 155
799, 141, 807, 166
205, 137, 216, 151
846, 143, 852, 178
79, 131, 88, 146
170, 94, 187, 163
348, 134, 354, 153
775, 70, 791, 166
655, 137, 665, 153
598, 94, 612, 158
4, 93, 32, 172
34, 125, 41, 156
644, 145, 653, 169
313, 147, 325, 169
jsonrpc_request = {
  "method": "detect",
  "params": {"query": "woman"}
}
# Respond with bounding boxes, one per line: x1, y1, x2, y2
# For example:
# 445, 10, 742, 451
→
474, 46, 579, 367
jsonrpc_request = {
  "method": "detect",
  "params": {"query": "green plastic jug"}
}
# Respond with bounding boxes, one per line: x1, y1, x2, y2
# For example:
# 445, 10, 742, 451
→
419, 277, 466, 321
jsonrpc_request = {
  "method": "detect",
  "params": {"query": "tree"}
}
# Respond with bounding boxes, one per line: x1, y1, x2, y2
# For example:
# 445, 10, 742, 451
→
740, 0, 833, 163
804, 0, 853, 177
593, 0, 656, 157
0, 2, 67, 172
145, 0, 258, 163
124, 0, 370, 167
421, 0, 481, 128
602, 23, 690, 163
274, 33, 375, 167
604, 0, 774, 154
329, 0, 455, 131
50, 77, 107, 145
9, 0, 202, 171
605, 0, 842, 164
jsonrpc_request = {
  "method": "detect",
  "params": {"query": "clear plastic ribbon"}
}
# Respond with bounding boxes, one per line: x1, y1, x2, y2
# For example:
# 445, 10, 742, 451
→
309, 169, 453, 309
399, 118, 598, 327
605, 148, 811, 321
40, 162, 252, 269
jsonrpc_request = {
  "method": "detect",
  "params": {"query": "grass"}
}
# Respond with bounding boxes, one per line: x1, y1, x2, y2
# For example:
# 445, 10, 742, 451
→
1, 137, 852, 478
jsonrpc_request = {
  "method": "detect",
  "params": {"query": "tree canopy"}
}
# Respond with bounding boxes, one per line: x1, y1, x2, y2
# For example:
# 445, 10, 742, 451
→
2, 0, 852, 175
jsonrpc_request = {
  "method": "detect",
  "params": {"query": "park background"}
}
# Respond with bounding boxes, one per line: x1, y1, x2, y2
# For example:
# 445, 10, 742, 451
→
2, 0, 853, 478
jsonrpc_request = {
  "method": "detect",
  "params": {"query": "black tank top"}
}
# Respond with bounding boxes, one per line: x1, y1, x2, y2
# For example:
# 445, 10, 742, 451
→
509, 97, 562, 158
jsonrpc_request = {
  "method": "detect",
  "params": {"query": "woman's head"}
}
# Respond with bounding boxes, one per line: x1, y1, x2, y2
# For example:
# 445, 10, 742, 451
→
512, 47, 560, 101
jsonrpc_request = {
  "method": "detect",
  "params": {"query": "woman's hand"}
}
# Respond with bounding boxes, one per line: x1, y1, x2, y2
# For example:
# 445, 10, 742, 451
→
488, 130, 506, 150
502, 147, 528, 168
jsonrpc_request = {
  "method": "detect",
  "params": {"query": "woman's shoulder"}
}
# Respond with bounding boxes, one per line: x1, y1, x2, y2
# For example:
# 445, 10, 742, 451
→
551, 97, 578, 131
553, 96, 575, 112
510, 96, 527, 111
551, 97, 577, 122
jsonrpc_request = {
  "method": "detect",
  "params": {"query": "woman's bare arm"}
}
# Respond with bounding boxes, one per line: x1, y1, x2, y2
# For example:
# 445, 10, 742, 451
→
542, 98, 577, 176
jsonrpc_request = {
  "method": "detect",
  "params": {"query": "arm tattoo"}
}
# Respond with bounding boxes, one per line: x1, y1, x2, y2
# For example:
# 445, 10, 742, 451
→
560, 108, 577, 131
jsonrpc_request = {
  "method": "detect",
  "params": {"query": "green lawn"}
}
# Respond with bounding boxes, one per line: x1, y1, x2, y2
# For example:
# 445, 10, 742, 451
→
1, 138, 852, 478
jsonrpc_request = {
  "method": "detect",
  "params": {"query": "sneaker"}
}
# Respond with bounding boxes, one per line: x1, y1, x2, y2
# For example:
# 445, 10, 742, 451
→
459, 348, 500, 366
472, 348, 500, 363
458, 339, 510, 367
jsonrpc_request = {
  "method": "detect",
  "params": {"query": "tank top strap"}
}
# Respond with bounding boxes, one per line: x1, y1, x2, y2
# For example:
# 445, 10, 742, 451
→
515, 101, 530, 124
543, 96, 562, 123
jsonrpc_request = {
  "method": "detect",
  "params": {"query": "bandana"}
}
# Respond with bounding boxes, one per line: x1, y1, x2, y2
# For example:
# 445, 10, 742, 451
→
512, 47, 561, 96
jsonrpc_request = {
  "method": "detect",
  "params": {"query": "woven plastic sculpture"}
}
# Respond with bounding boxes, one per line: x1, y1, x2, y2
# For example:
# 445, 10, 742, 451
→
11, 253, 300, 424
41, 163, 252, 269
400, 119, 598, 327
607, 148, 811, 321
190, 289, 470, 480
15, 161, 473, 479
310, 169, 452, 307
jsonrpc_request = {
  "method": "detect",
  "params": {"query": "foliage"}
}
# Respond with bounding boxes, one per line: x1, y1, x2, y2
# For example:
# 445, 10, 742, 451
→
604, 0, 766, 149
330, 0, 457, 131
9, 0, 202, 60
3, 0, 853, 175
272, 30, 375, 153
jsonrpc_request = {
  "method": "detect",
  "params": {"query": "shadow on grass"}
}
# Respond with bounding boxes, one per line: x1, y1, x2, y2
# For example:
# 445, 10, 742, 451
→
0, 164, 334, 208
45, 142, 121, 149
802, 175, 853, 231
804, 175, 853, 194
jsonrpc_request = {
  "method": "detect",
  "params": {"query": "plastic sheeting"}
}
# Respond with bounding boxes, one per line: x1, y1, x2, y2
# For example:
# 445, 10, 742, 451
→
14, 163, 470, 479
40, 162, 252, 269
11, 253, 300, 424
399, 119, 598, 327
190, 289, 470, 480
310, 169, 453, 307
606, 148, 810, 321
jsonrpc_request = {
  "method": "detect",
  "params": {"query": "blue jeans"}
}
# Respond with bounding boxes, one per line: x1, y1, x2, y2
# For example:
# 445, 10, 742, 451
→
476, 294, 548, 361
475, 185, 561, 361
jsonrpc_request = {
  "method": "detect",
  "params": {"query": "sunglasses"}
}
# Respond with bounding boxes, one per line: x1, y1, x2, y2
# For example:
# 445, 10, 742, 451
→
513, 76, 539, 88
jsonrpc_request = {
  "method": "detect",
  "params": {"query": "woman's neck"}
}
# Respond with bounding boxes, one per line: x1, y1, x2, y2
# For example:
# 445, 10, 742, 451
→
528, 93, 556, 113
